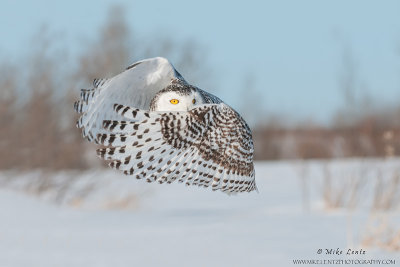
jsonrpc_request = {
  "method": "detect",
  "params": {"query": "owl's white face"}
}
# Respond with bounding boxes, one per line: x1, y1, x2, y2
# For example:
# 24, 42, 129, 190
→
152, 90, 204, 111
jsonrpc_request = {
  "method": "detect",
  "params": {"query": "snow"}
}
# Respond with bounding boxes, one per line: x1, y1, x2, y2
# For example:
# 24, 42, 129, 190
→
0, 159, 399, 267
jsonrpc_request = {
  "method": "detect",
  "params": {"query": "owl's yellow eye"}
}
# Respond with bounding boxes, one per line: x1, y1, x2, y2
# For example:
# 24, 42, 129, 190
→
170, 99, 179, 105
192, 99, 196, 104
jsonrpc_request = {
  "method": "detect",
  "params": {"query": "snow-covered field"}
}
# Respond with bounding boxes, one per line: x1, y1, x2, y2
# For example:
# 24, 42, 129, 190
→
0, 159, 399, 267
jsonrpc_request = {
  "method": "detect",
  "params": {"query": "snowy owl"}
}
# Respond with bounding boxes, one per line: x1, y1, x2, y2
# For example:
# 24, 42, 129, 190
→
74, 57, 256, 193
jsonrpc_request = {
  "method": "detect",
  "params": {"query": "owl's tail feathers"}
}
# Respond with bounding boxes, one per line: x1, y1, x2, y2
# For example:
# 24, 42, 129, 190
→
253, 182, 259, 193
249, 168, 258, 193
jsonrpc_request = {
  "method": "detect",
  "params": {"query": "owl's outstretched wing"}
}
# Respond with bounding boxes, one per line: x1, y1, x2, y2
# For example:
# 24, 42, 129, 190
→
74, 57, 184, 142
96, 103, 256, 193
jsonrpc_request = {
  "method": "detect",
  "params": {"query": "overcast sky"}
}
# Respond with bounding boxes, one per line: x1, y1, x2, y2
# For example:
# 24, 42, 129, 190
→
2, 0, 400, 124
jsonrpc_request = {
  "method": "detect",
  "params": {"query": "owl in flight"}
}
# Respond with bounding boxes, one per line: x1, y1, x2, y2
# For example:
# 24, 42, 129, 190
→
74, 57, 256, 193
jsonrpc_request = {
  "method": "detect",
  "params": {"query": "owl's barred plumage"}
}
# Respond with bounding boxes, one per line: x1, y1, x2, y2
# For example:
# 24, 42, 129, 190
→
74, 57, 256, 193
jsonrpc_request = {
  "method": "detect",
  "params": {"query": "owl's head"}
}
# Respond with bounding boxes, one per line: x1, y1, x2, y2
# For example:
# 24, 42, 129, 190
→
150, 82, 204, 111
